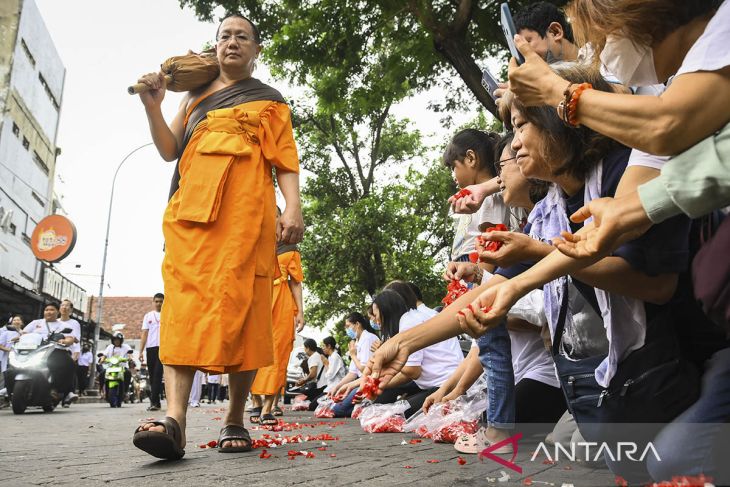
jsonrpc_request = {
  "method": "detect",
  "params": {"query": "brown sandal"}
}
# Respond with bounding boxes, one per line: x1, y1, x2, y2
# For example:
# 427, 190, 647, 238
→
133, 417, 185, 460
218, 424, 252, 453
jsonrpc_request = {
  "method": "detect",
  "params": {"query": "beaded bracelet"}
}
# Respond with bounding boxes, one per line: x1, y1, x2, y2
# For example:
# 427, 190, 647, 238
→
566, 82, 592, 127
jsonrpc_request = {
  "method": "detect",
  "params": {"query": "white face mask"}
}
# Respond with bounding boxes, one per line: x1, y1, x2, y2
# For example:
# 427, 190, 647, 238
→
600, 35, 659, 87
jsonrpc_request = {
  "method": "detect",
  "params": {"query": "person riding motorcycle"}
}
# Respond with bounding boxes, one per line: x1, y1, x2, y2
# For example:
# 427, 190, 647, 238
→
18, 303, 77, 405
103, 333, 132, 405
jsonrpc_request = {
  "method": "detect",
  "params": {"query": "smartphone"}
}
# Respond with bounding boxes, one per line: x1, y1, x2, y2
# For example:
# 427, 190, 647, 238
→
500, 2, 524, 65
481, 69, 500, 100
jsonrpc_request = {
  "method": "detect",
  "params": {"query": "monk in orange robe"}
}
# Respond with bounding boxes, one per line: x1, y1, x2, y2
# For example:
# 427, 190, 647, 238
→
250, 228, 305, 425
132, 14, 304, 460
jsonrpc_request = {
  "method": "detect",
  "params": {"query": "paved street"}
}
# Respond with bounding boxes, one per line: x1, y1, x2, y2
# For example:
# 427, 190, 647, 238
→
0, 402, 615, 486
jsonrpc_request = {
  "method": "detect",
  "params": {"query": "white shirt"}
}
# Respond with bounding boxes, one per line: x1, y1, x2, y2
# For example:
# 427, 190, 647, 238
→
417, 303, 438, 319
323, 351, 347, 392
306, 352, 327, 389
103, 343, 132, 358
78, 351, 93, 367
24, 319, 79, 344
58, 318, 82, 355
451, 193, 521, 260
0, 327, 20, 372
207, 374, 220, 384
399, 309, 463, 389
141, 311, 161, 348
348, 329, 379, 377
675, 0, 730, 78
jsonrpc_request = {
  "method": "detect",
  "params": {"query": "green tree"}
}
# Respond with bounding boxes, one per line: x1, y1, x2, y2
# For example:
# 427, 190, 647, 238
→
295, 99, 455, 328
181, 0, 568, 117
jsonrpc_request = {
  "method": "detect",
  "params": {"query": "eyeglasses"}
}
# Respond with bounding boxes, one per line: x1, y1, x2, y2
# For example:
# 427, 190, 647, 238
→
217, 33, 252, 45
494, 156, 516, 174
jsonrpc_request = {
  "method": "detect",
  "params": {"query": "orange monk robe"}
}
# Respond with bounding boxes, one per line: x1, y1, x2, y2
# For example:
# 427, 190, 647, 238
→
159, 100, 299, 374
250, 250, 303, 396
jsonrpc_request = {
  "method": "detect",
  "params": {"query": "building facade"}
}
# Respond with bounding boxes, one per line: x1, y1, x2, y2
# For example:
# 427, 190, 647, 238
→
0, 0, 88, 323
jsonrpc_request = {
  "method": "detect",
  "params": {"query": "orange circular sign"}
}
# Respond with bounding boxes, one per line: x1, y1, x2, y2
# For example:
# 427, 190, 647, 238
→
30, 215, 77, 262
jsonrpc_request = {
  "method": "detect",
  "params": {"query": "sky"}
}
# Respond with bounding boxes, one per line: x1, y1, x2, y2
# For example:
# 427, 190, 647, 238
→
34, 0, 481, 300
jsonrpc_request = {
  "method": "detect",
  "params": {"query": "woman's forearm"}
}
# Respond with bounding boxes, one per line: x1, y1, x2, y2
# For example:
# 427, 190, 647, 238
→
397, 275, 507, 354
573, 70, 730, 156
453, 352, 484, 395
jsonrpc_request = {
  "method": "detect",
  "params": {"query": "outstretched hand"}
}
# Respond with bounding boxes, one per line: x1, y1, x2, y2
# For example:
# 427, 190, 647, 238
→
553, 192, 653, 261
449, 183, 489, 214
365, 339, 410, 392
508, 35, 567, 107
455, 280, 521, 337
477, 230, 547, 268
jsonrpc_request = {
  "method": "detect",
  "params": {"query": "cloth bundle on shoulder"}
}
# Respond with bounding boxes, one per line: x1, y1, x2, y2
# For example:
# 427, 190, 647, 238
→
128, 48, 219, 95
359, 401, 410, 433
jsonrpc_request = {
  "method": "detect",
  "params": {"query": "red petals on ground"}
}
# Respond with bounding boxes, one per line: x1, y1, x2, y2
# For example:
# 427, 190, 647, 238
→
523, 477, 533, 485
542, 459, 556, 465
426, 459, 440, 464
648, 476, 712, 487
442, 279, 469, 307
259, 449, 272, 459
360, 376, 381, 400
452, 188, 472, 200
211, 416, 222, 421
317, 446, 327, 451
330, 454, 337, 458
207, 440, 218, 448
615, 476, 628, 487
457, 456, 467, 466
408, 439, 422, 444
403, 465, 414, 469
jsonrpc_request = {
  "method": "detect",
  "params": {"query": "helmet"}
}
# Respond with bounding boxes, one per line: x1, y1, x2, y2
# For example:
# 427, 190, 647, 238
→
112, 332, 124, 344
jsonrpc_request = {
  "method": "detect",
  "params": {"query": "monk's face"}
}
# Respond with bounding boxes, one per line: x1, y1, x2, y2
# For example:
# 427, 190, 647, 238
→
216, 17, 261, 75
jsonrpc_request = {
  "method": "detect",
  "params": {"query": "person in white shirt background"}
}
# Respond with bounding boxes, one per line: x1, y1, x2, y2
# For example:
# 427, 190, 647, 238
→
77, 346, 93, 396
58, 299, 81, 407
294, 338, 328, 414
321, 336, 346, 394
207, 374, 221, 404
103, 332, 133, 405
22, 302, 78, 404
189, 370, 204, 408
0, 315, 23, 400
139, 293, 164, 411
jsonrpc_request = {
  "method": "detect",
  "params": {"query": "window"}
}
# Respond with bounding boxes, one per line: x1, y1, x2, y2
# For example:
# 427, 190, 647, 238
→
31, 191, 45, 207
12, 122, 20, 137
20, 39, 36, 67
38, 73, 60, 111
32, 150, 49, 175
22, 137, 29, 150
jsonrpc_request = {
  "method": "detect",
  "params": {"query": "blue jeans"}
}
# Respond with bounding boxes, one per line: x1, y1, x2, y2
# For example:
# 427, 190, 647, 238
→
645, 347, 730, 483
332, 388, 358, 418
477, 321, 515, 429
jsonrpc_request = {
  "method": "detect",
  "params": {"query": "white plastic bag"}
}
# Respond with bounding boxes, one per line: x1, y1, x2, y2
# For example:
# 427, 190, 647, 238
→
359, 400, 409, 433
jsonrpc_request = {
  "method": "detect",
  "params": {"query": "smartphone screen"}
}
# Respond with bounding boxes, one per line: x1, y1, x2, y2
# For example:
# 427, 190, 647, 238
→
481, 69, 500, 100
500, 2, 524, 65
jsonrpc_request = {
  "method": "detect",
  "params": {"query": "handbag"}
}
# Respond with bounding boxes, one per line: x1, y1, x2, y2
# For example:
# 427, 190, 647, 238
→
300, 357, 325, 393
551, 281, 700, 443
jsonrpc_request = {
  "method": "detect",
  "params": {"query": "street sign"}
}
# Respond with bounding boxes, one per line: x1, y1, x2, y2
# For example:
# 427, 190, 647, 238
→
30, 214, 77, 262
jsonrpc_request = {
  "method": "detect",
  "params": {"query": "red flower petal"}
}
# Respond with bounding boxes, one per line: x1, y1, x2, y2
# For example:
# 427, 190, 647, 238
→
207, 440, 218, 448
457, 456, 467, 466
523, 478, 533, 486
426, 459, 440, 464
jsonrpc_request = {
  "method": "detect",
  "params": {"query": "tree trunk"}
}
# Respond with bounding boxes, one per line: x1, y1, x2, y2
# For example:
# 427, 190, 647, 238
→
434, 35, 498, 117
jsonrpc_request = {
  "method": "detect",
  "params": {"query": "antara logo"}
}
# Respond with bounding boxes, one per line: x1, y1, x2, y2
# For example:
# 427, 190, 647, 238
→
478, 434, 662, 474
530, 442, 662, 463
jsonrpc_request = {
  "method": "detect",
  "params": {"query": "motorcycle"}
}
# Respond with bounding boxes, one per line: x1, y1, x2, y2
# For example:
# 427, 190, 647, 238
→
6, 326, 74, 414
103, 356, 128, 408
